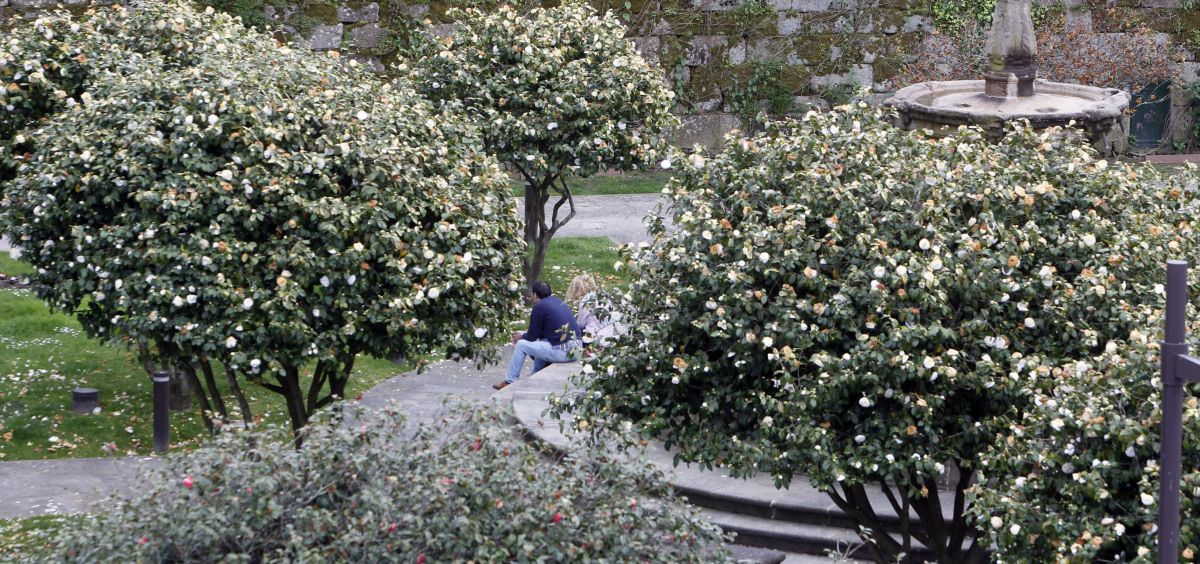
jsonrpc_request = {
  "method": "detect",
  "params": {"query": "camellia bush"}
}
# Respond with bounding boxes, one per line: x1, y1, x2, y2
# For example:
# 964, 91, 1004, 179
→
33, 404, 728, 562
972, 336, 1200, 562
411, 2, 677, 285
560, 103, 1200, 562
0, 2, 523, 433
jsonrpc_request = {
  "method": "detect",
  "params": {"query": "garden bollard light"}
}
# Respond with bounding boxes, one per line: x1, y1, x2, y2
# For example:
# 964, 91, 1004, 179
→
72, 387, 99, 414
1159, 260, 1200, 563
153, 371, 170, 453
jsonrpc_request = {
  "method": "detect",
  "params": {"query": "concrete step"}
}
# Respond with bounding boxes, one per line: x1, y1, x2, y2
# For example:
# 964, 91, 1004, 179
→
705, 507, 866, 558
497, 365, 949, 560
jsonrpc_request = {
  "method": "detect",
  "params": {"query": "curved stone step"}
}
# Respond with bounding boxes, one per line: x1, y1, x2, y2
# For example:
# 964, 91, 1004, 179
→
498, 364, 944, 559
702, 508, 866, 558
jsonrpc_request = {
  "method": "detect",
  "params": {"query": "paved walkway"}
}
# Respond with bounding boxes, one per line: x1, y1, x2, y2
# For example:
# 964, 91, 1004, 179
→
521, 193, 665, 244
0, 236, 18, 259
0, 193, 664, 519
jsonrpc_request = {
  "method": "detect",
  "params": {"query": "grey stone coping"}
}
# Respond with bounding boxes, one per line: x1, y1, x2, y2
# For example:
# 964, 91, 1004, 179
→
497, 363, 952, 531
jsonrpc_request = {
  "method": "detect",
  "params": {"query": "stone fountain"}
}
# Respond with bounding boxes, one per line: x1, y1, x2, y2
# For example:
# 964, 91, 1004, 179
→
886, 0, 1130, 155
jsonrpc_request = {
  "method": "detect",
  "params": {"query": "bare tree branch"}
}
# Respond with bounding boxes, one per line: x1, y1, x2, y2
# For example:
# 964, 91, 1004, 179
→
548, 176, 576, 234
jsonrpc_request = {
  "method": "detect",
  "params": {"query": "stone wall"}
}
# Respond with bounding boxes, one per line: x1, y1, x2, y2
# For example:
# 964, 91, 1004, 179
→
2, 0, 1197, 150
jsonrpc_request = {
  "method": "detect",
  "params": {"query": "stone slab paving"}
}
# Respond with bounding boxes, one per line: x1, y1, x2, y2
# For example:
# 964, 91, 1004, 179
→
0, 236, 18, 259
518, 193, 665, 244
0, 457, 159, 519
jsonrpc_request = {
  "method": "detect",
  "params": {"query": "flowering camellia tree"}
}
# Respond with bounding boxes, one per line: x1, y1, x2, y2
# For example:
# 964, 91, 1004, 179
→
972, 337, 1200, 561
411, 2, 677, 286
0, 2, 523, 434
561, 103, 1200, 562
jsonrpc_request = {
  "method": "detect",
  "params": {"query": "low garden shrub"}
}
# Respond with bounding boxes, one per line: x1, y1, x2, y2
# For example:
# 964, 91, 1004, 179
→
34, 404, 727, 562
559, 103, 1200, 562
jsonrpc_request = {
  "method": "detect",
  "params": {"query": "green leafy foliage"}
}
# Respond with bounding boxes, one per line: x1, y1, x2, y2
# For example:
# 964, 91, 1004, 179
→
726, 62, 791, 122
412, 2, 676, 182
931, 0, 995, 33
0, 1, 523, 432
30, 404, 728, 562
562, 103, 1200, 561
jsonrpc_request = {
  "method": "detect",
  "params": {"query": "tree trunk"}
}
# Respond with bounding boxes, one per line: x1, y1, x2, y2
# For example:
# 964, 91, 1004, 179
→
195, 361, 228, 421
167, 371, 193, 411
822, 475, 986, 564
278, 367, 309, 438
518, 171, 576, 288
222, 363, 254, 427
522, 179, 545, 286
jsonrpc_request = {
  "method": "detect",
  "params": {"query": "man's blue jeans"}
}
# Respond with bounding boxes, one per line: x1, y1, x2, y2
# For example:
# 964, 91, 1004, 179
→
504, 340, 576, 384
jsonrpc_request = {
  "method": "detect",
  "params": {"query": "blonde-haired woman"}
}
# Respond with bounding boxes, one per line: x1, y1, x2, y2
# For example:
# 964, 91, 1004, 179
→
566, 274, 616, 348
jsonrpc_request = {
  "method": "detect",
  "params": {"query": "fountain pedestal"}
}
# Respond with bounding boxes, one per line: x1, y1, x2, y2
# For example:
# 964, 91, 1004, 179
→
885, 0, 1130, 155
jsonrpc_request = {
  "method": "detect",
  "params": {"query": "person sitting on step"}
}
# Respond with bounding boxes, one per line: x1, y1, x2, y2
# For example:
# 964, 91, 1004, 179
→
493, 280, 582, 390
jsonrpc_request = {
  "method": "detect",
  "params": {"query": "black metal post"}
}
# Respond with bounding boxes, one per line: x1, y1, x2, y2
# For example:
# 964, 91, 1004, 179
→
153, 371, 170, 453
1160, 260, 1189, 563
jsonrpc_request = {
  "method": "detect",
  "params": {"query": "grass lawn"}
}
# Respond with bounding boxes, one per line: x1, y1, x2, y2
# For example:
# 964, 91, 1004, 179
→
0, 236, 624, 462
0, 515, 74, 559
537, 236, 629, 293
510, 170, 671, 197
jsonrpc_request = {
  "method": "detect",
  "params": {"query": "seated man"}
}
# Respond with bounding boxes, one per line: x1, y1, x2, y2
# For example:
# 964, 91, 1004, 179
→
493, 281, 582, 390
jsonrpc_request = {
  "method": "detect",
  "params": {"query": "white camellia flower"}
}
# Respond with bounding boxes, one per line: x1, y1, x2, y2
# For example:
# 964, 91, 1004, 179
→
186, 294, 197, 305
1009, 524, 1020, 535
242, 298, 254, 310
474, 327, 488, 338
547, 122, 558, 130
1081, 233, 1096, 247
660, 158, 672, 169
854, 434, 865, 443
347, 274, 357, 285
225, 336, 237, 349
172, 296, 184, 307
762, 336, 774, 348
428, 287, 441, 299
1141, 493, 1155, 506
320, 276, 330, 287
990, 516, 1003, 529
873, 265, 886, 278
858, 396, 872, 408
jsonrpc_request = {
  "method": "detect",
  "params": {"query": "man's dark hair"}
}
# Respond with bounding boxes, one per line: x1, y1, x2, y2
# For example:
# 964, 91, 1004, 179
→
531, 281, 552, 299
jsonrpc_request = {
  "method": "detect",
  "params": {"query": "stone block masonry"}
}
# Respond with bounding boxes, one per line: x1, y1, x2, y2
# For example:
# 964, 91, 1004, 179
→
2, 0, 1195, 149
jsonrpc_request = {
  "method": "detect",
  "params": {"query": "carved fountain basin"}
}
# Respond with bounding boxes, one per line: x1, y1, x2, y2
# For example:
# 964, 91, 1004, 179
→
886, 79, 1131, 155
